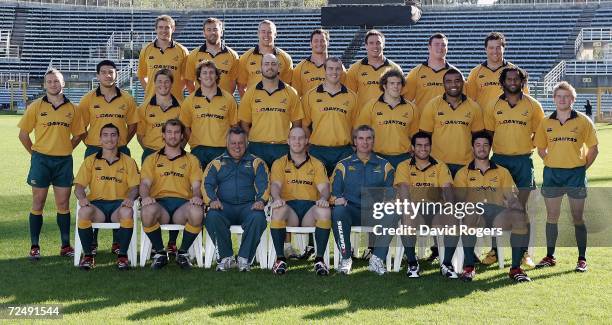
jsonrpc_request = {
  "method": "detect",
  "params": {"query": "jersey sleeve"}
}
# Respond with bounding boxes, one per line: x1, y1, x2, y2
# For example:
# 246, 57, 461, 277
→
184, 49, 198, 81
453, 168, 468, 188
280, 51, 293, 84
270, 159, 284, 184
419, 99, 436, 132
136, 104, 147, 136
178, 96, 193, 128
345, 64, 358, 93
238, 50, 252, 87
438, 163, 453, 185
289, 89, 304, 122
140, 155, 155, 182
189, 155, 203, 184
17, 101, 38, 132
393, 161, 410, 186
330, 162, 346, 200
531, 101, 545, 134
74, 157, 92, 187
137, 46, 148, 80
534, 119, 548, 149
238, 89, 253, 123
227, 50, 240, 85
227, 95, 239, 126
314, 160, 329, 185
409, 103, 420, 137
78, 93, 91, 127
126, 158, 141, 188
584, 117, 598, 147
126, 96, 139, 125
383, 162, 395, 188
464, 67, 479, 101
71, 104, 86, 136
470, 103, 485, 132
291, 62, 303, 97
253, 158, 270, 202
402, 67, 418, 101
483, 104, 496, 132
354, 100, 373, 128
301, 90, 312, 127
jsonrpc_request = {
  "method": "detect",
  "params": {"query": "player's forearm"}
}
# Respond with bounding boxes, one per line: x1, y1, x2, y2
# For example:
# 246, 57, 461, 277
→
397, 183, 410, 201
127, 186, 139, 201
18, 131, 33, 154
139, 182, 152, 199
71, 134, 83, 149
126, 124, 137, 143
74, 184, 87, 200
442, 185, 455, 203
318, 184, 330, 201
192, 182, 203, 198
270, 183, 282, 201
585, 146, 599, 169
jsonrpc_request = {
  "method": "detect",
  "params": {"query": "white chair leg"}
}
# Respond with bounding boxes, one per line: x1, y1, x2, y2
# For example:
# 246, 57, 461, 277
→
394, 244, 404, 272
139, 226, 150, 267
351, 232, 359, 257
267, 232, 276, 268
437, 235, 445, 265
497, 233, 505, 270
74, 219, 81, 267
452, 236, 463, 272
257, 230, 268, 269
194, 232, 204, 268
204, 230, 215, 268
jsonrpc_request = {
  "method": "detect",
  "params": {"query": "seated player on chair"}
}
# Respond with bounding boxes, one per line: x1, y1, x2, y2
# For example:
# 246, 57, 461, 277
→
140, 119, 205, 270
74, 123, 140, 270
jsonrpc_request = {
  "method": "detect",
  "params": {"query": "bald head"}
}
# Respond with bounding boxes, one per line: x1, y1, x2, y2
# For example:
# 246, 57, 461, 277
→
261, 53, 280, 80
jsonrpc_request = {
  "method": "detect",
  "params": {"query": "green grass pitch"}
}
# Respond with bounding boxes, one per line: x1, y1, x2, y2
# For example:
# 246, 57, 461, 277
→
0, 115, 611, 323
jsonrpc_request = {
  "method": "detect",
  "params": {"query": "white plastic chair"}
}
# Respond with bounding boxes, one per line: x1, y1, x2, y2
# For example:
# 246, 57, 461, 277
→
73, 201, 139, 267
332, 226, 393, 271
392, 234, 464, 272
267, 227, 330, 269
204, 225, 269, 269
139, 223, 203, 268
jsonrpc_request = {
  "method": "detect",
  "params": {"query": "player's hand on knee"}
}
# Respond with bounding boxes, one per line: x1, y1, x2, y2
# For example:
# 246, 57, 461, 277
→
251, 200, 264, 210
209, 200, 223, 210
190, 196, 203, 206
271, 199, 285, 209
316, 198, 329, 208
121, 198, 134, 208
78, 198, 90, 207
333, 197, 347, 206
142, 196, 156, 206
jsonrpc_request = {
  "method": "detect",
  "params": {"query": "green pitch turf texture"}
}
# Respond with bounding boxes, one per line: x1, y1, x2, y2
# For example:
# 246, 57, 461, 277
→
0, 115, 610, 323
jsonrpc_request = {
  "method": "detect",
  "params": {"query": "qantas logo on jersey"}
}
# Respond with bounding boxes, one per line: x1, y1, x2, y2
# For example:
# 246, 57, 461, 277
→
309, 77, 325, 82
367, 81, 379, 85
420, 75, 427, 79
321, 107, 347, 114
379, 119, 407, 126
497, 111, 503, 115
148, 56, 155, 60
250, 61, 257, 66
289, 179, 313, 185
483, 81, 499, 87
443, 120, 469, 126
522, 111, 529, 116
162, 171, 185, 177
149, 113, 156, 117
499, 119, 527, 126
96, 113, 125, 119
546, 128, 553, 132
99, 175, 122, 183
570, 127, 579, 133
415, 182, 434, 187
198, 112, 225, 120
438, 111, 445, 116
152, 65, 178, 71
194, 105, 202, 109
280, 98, 288, 104
257, 107, 287, 113
46, 121, 70, 127
552, 136, 577, 142
425, 82, 443, 87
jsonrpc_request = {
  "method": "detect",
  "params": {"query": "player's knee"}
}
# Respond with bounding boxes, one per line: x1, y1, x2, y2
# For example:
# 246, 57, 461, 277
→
315, 206, 331, 219
77, 206, 94, 220
271, 206, 288, 221
118, 206, 133, 220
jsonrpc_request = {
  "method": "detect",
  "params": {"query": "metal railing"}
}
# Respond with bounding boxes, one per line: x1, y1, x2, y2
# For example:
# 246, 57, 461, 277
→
0, 72, 30, 88
581, 28, 612, 42
565, 60, 612, 75
10, 0, 321, 9
48, 58, 101, 72
0, 29, 19, 59
542, 60, 566, 93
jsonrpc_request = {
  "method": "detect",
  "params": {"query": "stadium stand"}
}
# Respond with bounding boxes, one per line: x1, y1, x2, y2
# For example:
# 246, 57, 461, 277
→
0, 2, 610, 111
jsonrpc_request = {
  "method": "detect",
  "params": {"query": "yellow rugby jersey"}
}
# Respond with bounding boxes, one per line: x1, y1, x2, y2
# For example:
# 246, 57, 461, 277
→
291, 57, 347, 96
355, 96, 419, 155
345, 57, 403, 109
74, 151, 140, 201
394, 157, 453, 202
79, 87, 139, 147
465, 61, 529, 108
534, 110, 598, 168
403, 61, 455, 112
484, 94, 545, 155
238, 81, 303, 143
141, 148, 203, 200
454, 161, 516, 205
136, 95, 181, 151
179, 87, 238, 147
18, 95, 85, 156
420, 94, 484, 165
302, 84, 358, 146
237, 46, 293, 89
137, 40, 189, 101
271, 154, 328, 201
184, 44, 239, 94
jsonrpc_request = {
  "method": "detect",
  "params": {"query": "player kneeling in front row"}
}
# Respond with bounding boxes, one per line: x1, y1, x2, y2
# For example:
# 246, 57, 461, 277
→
140, 119, 205, 270
74, 123, 140, 270
269, 127, 332, 275
454, 131, 531, 282
203, 127, 270, 272
395, 131, 458, 278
